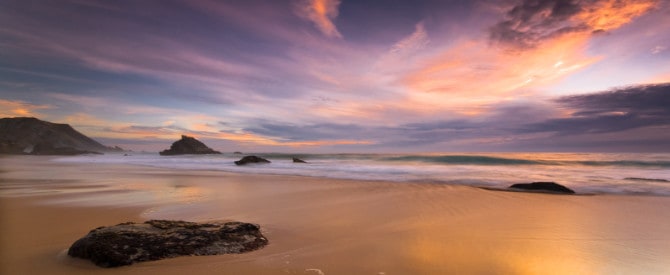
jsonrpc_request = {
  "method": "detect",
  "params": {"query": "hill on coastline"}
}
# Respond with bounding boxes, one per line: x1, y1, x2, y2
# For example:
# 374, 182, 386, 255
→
0, 117, 121, 155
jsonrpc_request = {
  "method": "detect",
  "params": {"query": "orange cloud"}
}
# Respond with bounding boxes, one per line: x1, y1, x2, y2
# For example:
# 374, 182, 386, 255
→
0, 99, 52, 117
399, 33, 600, 115
576, 0, 657, 31
295, 0, 342, 38
394, 0, 659, 116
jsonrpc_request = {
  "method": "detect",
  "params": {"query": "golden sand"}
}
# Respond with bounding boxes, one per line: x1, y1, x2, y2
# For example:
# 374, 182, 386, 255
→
1, 156, 670, 274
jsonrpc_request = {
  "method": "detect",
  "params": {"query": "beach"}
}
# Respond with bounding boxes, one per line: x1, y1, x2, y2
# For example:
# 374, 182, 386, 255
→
2, 156, 670, 274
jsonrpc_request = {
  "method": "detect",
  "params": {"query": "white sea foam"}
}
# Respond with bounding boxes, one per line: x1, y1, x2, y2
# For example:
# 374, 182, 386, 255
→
53, 152, 670, 196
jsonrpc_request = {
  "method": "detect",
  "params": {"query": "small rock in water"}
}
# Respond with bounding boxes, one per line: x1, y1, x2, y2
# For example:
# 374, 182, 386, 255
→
234, 155, 271, 165
292, 157, 307, 163
68, 220, 268, 267
509, 182, 575, 194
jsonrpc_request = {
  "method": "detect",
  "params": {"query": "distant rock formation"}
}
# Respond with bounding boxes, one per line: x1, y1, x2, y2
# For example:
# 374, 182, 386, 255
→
0, 117, 121, 155
68, 220, 268, 268
509, 182, 575, 194
292, 157, 307, 163
234, 155, 271, 165
159, 135, 221, 155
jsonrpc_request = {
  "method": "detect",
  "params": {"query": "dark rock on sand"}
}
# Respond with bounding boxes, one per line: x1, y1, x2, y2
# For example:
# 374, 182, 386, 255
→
0, 117, 119, 155
159, 135, 221, 155
234, 156, 271, 165
509, 182, 575, 194
68, 220, 268, 268
292, 157, 307, 163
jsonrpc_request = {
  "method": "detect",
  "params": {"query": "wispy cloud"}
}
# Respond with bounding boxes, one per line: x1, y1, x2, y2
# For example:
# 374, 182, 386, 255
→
0, 99, 52, 117
294, 0, 343, 38
389, 22, 429, 54
651, 45, 667, 54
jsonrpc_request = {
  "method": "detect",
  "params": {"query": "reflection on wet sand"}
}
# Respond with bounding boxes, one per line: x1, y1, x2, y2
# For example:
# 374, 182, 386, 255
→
1, 156, 670, 274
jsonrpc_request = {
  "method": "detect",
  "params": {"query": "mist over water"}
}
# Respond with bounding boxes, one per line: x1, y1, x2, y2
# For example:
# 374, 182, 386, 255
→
55, 152, 670, 196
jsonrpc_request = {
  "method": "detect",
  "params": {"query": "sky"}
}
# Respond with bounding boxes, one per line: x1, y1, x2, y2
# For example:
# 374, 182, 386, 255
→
1, 0, 669, 153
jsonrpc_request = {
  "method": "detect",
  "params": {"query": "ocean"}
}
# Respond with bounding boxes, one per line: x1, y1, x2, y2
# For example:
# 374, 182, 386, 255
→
54, 152, 670, 196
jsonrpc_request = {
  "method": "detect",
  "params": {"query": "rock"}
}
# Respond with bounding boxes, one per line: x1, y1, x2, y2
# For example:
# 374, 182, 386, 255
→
292, 157, 307, 163
233, 151, 243, 154
234, 156, 271, 165
0, 117, 119, 155
509, 182, 575, 194
68, 220, 268, 267
159, 135, 221, 156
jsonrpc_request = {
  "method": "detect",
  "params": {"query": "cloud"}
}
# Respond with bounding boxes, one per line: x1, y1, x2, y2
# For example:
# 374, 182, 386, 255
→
399, 34, 599, 111
389, 22, 429, 54
489, 0, 658, 49
651, 45, 667, 54
294, 0, 343, 38
0, 99, 52, 117
524, 82, 670, 134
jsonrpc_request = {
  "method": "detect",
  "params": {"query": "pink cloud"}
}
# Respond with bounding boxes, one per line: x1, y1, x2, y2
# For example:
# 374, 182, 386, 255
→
294, 0, 343, 38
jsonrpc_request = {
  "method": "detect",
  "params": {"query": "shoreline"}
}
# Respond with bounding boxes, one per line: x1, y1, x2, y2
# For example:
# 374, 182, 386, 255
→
43, 152, 670, 196
2, 156, 670, 274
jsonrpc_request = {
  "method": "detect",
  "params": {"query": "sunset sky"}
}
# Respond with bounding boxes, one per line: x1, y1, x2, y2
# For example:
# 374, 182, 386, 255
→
1, 0, 669, 152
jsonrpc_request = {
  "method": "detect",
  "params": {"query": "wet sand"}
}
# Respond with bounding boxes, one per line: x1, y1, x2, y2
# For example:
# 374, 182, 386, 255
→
1, 156, 670, 274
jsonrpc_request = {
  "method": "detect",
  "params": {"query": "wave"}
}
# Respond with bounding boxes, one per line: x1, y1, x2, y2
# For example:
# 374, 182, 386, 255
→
381, 155, 546, 165
380, 154, 670, 168
576, 160, 670, 168
624, 177, 669, 182
53, 152, 670, 196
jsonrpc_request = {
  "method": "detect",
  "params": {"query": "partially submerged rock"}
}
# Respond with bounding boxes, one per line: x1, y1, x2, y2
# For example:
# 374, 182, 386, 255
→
509, 182, 575, 194
68, 220, 268, 267
159, 135, 221, 156
234, 155, 271, 165
292, 157, 307, 163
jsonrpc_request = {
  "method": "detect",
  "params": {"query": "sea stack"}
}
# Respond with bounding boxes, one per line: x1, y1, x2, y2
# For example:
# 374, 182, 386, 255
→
159, 135, 221, 156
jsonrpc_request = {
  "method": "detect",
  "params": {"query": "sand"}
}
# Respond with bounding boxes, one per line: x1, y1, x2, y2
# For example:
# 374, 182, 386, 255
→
1, 156, 670, 274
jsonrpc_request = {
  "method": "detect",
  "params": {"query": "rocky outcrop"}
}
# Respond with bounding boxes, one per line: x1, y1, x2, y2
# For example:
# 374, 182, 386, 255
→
0, 117, 121, 155
68, 220, 268, 268
292, 157, 307, 163
509, 182, 575, 194
234, 156, 271, 165
159, 135, 221, 155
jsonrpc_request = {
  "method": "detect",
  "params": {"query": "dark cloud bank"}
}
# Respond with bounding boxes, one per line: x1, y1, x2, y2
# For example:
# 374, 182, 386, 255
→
527, 83, 670, 134
243, 83, 670, 152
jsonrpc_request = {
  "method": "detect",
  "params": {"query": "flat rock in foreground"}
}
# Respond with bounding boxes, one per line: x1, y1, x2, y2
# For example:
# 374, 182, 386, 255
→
509, 182, 575, 194
68, 220, 268, 267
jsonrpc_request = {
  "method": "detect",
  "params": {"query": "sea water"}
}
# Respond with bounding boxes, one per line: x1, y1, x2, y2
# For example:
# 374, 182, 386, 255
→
53, 152, 670, 196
